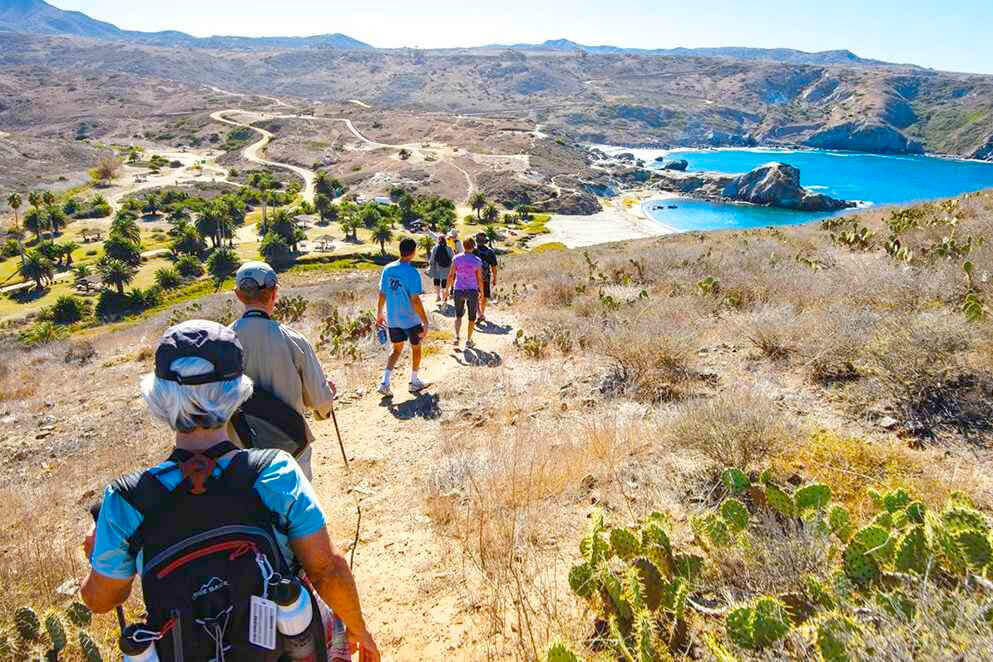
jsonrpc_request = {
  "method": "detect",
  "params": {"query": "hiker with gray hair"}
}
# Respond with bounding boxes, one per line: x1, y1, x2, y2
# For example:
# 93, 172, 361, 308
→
228, 261, 337, 479
81, 320, 380, 661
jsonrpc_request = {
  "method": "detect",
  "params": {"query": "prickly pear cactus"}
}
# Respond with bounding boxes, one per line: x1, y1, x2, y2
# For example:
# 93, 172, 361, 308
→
692, 513, 731, 548
854, 525, 894, 562
829, 504, 853, 541
876, 590, 916, 621
14, 606, 40, 641
66, 601, 92, 627
623, 566, 647, 611
569, 562, 596, 598
794, 483, 831, 511
955, 529, 992, 568
610, 527, 642, 560
631, 557, 665, 611
895, 525, 930, 574
726, 605, 755, 649
871, 511, 894, 530
0, 633, 11, 658
815, 613, 860, 662
882, 488, 910, 513
721, 467, 750, 494
640, 522, 673, 572
764, 484, 796, 518
751, 597, 790, 649
546, 642, 583, 662
78, 631, 103, 662
842, 540, 880, 586
44, 613, 67, 652
942, 505, 990, 533
867, 488, 884, 509
906, 501, 927, 523
803, 575, 836, 610
720, 498, 749, 532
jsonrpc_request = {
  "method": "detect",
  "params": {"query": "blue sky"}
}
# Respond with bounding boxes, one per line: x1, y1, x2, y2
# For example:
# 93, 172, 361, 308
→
55, 0, 993, 74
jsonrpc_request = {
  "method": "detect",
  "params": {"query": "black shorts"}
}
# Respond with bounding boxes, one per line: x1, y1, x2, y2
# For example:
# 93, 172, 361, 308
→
453, 289, 479, 321
482, 279, 492, 300
433, 278, 447, 288
389, 325, 424, 345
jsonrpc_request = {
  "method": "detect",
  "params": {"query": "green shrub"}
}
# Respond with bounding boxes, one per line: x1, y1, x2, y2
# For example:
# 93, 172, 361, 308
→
1, 239, 20, 258
154, 266, 183, 289
175, 254, 204, 278
48, 295, 89, 325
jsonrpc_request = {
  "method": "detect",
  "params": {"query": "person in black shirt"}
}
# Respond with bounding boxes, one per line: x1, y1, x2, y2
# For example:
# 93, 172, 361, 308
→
473, 233, 499, 323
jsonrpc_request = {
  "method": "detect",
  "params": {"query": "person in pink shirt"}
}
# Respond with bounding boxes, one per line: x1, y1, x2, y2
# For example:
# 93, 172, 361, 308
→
445, 237, 484, 350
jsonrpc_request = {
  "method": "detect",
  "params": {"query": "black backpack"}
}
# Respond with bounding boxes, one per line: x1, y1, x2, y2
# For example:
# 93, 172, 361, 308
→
432, 243, 452, 268
109, 442, 328, 661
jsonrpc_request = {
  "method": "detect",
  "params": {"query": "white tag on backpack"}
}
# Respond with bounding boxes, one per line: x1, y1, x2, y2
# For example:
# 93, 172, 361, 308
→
249, 596, 278, 650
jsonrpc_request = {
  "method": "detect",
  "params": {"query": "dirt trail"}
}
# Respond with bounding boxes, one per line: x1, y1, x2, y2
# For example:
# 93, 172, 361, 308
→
307, 307, 519, 660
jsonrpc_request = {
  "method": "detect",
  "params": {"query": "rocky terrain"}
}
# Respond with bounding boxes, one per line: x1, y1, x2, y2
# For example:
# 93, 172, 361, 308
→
0, 30, 991, 161
653, 161, 856, 211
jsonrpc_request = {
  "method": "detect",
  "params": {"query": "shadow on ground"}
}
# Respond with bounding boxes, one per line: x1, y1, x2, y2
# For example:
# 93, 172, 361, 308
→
383, 392, 442, 420
455, 348, 502, 368
474, 320, 512, 335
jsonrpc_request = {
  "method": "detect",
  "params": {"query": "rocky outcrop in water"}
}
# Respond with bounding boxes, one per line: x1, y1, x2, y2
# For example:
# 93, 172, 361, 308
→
657, 158, 689, 171
804, 121, 923, 154
970, 133, 993, 161
654, 162, 855, 212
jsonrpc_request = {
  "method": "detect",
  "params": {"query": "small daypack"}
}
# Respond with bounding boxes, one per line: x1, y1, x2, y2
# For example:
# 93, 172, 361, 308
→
433, 244, 452, 268
231, 385, 310, 459
110, 442, 328, 661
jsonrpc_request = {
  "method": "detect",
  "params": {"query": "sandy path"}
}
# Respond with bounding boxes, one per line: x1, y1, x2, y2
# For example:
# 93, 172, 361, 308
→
306, 307, 519, 660
210, 109, 317, 203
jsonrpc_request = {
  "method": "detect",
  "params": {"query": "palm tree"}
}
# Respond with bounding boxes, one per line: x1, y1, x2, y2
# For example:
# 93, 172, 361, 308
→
470, 193, 486, 220
110, 215, 141, 244
28, 191, 42, 213
23, 208, 47, 244
484, 225, 500, 244
249, 172, 275, 222
482, 203, 500, 224
340, 214, 361, 242
19, 250, 54, 290
58, 241, 79, 268
516, 205, 531, 224
7, 193, 21, 230
372, 222, 394, 255
206, 247, 241, 288
98, 257, 137, 295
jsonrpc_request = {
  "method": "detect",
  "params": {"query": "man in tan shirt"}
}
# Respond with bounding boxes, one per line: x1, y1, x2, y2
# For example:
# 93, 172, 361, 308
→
228, 261, 335, 479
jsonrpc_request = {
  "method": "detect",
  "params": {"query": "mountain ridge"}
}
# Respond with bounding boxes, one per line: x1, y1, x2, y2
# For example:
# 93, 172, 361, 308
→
483, 38, 917, 69
0, 0, 373, 50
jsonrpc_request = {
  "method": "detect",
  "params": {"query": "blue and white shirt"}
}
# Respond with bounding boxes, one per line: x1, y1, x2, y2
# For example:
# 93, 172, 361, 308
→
90, 450, 325, 579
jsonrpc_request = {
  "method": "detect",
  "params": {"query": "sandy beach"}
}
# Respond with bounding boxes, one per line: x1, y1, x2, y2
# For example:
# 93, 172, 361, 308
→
535, 190, 680, 249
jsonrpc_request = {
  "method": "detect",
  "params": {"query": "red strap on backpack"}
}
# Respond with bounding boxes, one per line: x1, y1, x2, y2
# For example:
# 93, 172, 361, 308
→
180, 454, 217, 495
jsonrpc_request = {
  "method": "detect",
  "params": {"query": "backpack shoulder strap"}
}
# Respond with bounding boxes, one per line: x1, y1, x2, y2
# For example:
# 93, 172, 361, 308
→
110, 468, 173, 555
223, 448, 282, 491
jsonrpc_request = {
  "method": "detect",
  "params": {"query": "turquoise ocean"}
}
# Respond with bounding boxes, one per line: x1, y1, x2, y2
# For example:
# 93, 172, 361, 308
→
639, 149, 993, 232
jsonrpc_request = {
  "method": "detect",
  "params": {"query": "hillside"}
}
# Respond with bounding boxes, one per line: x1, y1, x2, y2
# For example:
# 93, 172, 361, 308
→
2, 191, 993, 659
1, 32, 991, 159
0, 0, 371, 50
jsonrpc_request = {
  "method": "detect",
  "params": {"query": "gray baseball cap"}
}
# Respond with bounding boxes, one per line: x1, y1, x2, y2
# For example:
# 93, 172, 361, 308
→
235, 261, 278, 294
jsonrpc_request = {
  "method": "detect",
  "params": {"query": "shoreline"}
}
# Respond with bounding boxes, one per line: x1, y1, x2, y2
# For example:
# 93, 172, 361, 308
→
535, 190, 680, 249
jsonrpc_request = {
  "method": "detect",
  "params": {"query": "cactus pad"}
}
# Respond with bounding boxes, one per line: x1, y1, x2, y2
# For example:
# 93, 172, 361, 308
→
631, 557, 665, 611
829, 505, 853, 541
14, 607, 40, 641
905, 501, 927, 523
942, 505, 990, 533
871, 511, 894, 530
721, 467, 750, 494
955, 529, 992, 568
895, 525, 930, 575
882, 488, 911, 513
66, 601, 92, 627
672, 553, 704, 581
623, 566, 647, 611
568, 562, 596, 598
795, 483, 832, 511
726, 605, 755, 649
843, 540, 880, 586
816, 613, 860, 662
692, 512, 732, 548
853, 525, 893, 561
764, 484, 796, 517
751, 597, 791, 649
640, 522, 673, 572
804, 575, 836, 610
719, 498, 749, 532
79, 631, 103, 662
546, 642, 582, 662
610, 527, 642, 560
44, 613, 67, 652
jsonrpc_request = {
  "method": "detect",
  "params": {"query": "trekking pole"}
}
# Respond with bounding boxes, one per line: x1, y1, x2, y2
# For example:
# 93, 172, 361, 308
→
330, 403, 349, 471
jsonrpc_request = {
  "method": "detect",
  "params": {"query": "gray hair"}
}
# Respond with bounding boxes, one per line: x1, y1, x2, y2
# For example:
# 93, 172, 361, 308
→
141, 357, 254, 433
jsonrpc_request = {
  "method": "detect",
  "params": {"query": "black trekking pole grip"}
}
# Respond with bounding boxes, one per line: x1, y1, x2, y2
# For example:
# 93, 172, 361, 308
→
88, 502, 128, 632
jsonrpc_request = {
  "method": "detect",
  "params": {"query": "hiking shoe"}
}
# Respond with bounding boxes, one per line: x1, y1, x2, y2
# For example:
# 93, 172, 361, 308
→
453, 337, 460, 348
465, 339, 476, 349
377, 383, 393, 398
409, 377, 429, 394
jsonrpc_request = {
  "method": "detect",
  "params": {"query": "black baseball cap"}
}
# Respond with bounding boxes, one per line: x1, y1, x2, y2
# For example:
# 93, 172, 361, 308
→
154, 320, 244, 386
